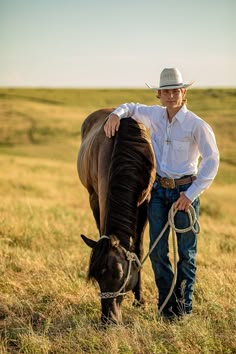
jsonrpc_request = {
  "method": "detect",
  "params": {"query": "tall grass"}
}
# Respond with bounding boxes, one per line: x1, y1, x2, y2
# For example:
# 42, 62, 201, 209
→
0, 88, 235, 353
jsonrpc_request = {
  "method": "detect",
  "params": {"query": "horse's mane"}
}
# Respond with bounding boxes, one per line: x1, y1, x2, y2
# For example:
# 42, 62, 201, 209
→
88, 117, 155, 280
105, 118, 154, 246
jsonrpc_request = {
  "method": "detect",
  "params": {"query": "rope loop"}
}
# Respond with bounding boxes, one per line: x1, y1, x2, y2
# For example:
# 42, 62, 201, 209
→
168, 204, 200, 235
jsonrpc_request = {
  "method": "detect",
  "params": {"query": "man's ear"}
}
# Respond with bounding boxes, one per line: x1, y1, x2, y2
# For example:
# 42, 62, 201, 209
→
81, 234, 97, 248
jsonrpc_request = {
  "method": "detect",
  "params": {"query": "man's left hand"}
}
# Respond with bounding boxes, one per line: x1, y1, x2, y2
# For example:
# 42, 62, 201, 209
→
174, 192, 192, 212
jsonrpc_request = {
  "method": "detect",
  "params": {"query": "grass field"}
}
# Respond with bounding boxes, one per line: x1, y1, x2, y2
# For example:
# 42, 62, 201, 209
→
0, 88, 236, 353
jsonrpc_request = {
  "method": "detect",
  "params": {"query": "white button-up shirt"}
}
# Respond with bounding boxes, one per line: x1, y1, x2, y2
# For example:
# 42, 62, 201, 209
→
112, 103, 219, 202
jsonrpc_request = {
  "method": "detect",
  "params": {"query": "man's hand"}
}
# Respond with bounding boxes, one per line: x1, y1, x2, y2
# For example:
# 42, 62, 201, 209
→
174, 192, 192, 212
104, 114, 120, 138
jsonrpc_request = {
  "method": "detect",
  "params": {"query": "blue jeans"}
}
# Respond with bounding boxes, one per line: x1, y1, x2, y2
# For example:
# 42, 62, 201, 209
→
147, 178, 200, 317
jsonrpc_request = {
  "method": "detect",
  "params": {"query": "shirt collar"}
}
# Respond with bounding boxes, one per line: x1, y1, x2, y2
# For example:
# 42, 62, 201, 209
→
163, 104, 188, 125
175, 104, 188, 124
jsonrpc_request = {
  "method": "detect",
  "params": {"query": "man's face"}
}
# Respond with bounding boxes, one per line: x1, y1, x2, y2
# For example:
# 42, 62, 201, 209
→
157, 88, 186, 109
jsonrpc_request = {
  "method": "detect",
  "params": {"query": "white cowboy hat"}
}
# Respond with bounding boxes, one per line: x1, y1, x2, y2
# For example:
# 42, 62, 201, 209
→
145, 68, 194, 90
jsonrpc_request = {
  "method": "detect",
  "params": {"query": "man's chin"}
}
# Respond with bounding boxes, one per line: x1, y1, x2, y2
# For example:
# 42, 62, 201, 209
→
167, 103, 180, 109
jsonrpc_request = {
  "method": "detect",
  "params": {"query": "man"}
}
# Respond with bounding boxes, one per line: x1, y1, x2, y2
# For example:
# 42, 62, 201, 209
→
104, 68, 219, 319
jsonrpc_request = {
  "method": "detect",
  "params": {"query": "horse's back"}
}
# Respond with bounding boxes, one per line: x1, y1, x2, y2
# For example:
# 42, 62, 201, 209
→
81, 108, 114, 140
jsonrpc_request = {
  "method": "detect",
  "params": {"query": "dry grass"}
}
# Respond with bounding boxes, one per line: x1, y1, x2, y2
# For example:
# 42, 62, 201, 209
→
0, 88, 235, 353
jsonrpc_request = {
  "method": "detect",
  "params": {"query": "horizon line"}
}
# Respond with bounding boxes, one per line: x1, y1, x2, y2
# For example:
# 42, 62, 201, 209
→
0, 85, 236, 90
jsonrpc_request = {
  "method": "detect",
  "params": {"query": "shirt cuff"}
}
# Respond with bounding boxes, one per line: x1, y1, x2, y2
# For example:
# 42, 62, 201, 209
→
184, 186, 200, 202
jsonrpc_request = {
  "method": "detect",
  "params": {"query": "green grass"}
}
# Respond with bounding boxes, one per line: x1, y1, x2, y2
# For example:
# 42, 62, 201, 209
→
0, 88, 236, 353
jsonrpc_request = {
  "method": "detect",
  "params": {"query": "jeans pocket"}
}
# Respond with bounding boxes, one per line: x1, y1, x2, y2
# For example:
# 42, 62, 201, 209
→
177, 182, 192, 194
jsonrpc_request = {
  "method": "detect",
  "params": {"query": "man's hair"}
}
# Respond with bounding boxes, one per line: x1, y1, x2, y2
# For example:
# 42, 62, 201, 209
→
156, 88, 187, 105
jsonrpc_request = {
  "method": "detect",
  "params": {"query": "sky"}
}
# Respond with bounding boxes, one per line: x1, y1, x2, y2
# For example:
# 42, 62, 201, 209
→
0, 0, 235, 88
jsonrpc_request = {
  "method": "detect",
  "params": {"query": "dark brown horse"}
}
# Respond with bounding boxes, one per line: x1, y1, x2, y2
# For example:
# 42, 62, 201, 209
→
78, 108, 155, 324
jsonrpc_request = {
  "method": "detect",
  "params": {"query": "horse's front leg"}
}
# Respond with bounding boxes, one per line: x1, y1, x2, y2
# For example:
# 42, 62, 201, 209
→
132, 201, 148, 306
132, 269, 145, 306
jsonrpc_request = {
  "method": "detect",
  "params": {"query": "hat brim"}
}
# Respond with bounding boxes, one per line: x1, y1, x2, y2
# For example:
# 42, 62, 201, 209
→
145, 82, 194, 90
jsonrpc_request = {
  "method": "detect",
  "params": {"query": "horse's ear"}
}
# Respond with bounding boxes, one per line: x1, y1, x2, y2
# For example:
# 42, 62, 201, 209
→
129, 237, 133, 247
81, 234, 97, 248
110, 235, 120, 248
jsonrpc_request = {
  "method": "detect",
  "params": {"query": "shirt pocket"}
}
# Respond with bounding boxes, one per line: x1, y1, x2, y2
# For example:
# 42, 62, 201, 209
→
172, 140, 190, 163
152, 131, 164, 150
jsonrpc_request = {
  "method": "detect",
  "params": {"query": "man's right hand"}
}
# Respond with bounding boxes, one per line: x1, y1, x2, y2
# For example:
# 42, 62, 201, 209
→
104, 114, 120, 138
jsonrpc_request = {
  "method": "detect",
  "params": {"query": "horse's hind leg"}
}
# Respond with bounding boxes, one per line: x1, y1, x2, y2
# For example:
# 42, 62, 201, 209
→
89, 190, 100, 232
132, 201, 148, 306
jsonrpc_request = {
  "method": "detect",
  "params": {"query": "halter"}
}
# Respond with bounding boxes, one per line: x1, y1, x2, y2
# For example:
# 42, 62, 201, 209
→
99, 235, 141, 299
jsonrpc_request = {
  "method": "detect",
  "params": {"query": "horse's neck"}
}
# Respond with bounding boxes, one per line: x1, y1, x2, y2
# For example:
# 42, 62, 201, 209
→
103, 205, 136, 251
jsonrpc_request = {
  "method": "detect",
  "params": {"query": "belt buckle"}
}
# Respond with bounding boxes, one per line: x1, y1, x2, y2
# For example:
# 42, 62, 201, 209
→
160, 177, 175, 189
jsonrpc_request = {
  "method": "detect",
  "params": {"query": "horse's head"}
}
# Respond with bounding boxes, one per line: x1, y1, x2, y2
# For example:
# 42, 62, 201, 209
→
81, 234, 140, 324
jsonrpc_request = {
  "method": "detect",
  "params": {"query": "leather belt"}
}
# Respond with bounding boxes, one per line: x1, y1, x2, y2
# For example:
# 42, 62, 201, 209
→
157, 175, 196, 189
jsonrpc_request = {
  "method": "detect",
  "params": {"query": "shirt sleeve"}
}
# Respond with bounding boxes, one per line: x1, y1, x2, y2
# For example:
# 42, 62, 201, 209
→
185, 121, 220, 201
111, 103, 154, 129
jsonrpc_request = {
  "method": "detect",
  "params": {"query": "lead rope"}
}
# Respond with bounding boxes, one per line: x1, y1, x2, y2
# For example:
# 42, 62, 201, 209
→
141, 204, 200, 314
99, 205, 199, 309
